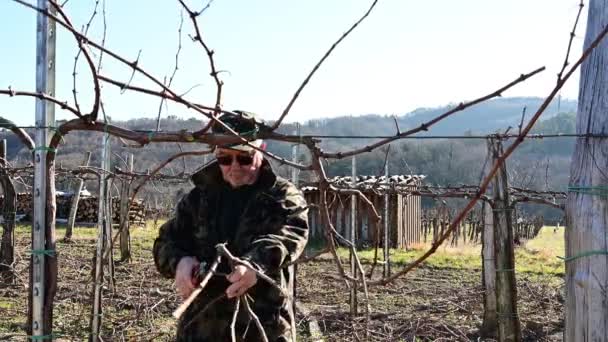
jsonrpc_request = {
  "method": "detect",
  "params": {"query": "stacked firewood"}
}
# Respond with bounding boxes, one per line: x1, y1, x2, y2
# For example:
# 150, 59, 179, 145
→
0, 193, 145, 224
64, 196, 146, 224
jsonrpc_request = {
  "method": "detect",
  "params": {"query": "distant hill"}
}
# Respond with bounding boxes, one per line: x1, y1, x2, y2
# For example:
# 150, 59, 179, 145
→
279, 96, 577, 138
396, 96, 576, 135
0, 97, 577, 220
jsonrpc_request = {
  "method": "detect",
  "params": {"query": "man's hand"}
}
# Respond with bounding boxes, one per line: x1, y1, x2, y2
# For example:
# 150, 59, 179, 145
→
226, 265, 258, 298
175, 256, 198, 300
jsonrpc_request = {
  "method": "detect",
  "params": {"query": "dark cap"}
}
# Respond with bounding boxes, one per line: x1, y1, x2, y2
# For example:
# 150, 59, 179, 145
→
211, 110, 263, 151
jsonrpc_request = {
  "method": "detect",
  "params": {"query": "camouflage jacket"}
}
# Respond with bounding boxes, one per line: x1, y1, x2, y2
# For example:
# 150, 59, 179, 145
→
153, 160, 309, 342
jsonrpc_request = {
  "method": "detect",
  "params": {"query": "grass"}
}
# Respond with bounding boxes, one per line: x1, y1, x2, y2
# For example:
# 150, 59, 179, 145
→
330, 226, 566, 276
3, 221, 176, 340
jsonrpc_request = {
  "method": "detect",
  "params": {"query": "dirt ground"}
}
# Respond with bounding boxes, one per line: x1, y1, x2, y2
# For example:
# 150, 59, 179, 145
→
0, 228, 564, 341
296, 258, 563, 341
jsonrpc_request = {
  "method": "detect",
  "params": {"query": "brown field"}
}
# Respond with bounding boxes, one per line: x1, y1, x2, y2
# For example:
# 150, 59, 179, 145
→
0, 225, 565, 341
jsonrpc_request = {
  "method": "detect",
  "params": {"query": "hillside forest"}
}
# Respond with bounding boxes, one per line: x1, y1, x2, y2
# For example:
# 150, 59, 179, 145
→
2, 97, 576, 220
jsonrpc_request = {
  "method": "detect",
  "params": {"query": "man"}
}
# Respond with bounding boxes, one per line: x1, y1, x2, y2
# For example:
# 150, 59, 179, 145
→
153, 111, 309, 341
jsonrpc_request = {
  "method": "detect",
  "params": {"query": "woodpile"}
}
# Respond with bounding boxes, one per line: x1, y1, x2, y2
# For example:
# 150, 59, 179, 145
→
0, 193, 145, 224
303, 175, 426, 193
302, 174, 425, 249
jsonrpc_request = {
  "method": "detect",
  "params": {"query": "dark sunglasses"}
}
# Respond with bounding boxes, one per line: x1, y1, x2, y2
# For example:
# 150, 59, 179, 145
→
216, 154, 254, 166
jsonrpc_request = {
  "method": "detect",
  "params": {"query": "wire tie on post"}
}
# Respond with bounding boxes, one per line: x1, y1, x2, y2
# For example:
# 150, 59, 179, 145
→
29, 334, 59, 340
492, 208, 513, 212
33, 146, 56, 153
568, 185, 608, 197
558, 250, 608, 262
496, 268, 515, 273
496, 311, 518, 319
30, 249, 56, 257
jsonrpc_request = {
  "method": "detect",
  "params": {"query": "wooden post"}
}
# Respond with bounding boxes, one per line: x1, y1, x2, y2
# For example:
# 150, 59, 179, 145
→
91, 125, 111, 339
0, 139, 16, 282
349, 156, 358, 316
565, 2, 608, 340
370, 194, 379, 246
416, 191, 421, 244
491, 139, 521, 342
29, 2, 58, 340
383, 165, 391, 277
480, 200, 498, 337
414, 194, 418, 243
119, 154, 133, 261
432, 217, 438, 244
395, 193, 404, 249
65, 152, 91, 240
401, 194, 407, 250
310, 192, 317, 239
105, 177, 115, 292
480, 138, 499, 339
360, 197, 368, 243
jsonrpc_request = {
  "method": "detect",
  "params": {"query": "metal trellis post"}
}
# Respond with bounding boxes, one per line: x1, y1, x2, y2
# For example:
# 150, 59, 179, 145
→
32, 0, 56, 339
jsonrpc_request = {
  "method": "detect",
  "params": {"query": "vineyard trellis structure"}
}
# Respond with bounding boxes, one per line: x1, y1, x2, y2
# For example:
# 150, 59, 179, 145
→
303, 177, 566, 249
1, 0, 607, 341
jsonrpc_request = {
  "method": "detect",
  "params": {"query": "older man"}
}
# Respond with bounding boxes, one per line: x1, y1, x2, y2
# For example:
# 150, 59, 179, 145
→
153, 111, 309, 341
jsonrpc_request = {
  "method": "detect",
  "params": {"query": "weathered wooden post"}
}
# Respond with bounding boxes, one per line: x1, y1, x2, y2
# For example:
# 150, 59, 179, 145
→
119, 154, 133, 261
480, 199, 498, 337
383, 161, 391, 277
0, 139, 17, 282
64, 152, 91, 241
91, 122, 112, 339
491, 138, 521, 342
90, 170, 103, 341
565, 2, 608, 340
480, 138, 498, 338
431, 216, 438, 244
350, 156, 358, 315
392, 193, 403, 249
105, 175, 115, 292
29, 1, 58, 340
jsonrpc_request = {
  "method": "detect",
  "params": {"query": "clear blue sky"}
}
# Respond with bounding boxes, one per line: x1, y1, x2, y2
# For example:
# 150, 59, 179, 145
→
0, 0, 587, 126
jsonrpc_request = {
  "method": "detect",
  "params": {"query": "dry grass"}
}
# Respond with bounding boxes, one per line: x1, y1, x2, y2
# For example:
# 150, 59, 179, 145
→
0, 224, 565, 341
332, 226, 565, 276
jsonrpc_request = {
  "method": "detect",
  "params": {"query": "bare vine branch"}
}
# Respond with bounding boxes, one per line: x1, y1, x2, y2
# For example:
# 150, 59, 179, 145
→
272, 0, 379, 130
178, 0, 223, 119
320, 67, 545, 159
70, 0, 100, 114
370, 22, 608, 285
50, 0, 101, 121
557, 0, 585, 82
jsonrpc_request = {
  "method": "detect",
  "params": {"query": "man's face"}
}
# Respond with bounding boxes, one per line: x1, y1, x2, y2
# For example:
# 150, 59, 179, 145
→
216, 148, 263, 188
